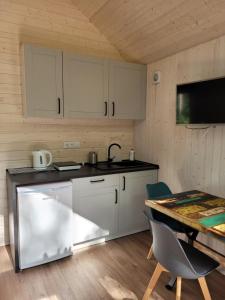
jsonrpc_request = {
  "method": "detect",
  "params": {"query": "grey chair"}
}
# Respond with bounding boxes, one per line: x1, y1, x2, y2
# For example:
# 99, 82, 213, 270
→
143, 219, 219, 300
145, 182, 198, 260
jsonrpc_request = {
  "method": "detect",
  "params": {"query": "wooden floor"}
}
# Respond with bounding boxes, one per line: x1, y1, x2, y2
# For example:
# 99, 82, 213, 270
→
0, 232, 224, 300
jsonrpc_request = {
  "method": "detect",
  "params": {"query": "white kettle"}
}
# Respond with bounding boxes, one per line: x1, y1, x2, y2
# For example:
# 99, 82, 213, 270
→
32, 150, 53, 170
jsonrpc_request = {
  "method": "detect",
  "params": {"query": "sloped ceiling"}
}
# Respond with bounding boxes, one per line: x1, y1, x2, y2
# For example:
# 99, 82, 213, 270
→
72, 0, 225, 63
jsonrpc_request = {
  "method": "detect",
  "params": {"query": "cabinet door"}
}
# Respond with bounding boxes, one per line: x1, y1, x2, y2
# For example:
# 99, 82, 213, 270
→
63, 53, 109, 118
23, 44, 63, 118
118, 170, 158, 234
73, 184, 118, 244
109, 61, 146, 119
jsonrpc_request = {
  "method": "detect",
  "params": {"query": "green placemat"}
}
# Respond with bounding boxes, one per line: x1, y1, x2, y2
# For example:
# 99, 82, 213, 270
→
175, 197, 202, 205
200, 213, 225, 228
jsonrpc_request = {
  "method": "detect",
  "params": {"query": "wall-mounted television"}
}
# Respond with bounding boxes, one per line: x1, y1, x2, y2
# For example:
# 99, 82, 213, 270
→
176, 77, 225, 124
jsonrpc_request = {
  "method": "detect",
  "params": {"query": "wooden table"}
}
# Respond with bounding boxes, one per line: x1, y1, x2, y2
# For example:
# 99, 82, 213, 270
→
145, 190, 225, 273
145, 190, 225, 239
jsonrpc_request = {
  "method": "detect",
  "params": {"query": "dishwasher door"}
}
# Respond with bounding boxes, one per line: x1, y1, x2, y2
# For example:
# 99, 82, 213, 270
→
17, 181, 72, 269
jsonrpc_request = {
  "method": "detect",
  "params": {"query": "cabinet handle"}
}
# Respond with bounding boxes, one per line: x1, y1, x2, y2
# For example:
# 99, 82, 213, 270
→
112, 101, 115, 117
90, 179, 105, 183
115, 188, 118, 204
122, 176, 126, 191
104, 101, 108, 116
58, 97, 61, 114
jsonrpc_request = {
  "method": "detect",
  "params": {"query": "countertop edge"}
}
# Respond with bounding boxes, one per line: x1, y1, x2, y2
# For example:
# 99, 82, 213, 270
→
7, 162, 159, 187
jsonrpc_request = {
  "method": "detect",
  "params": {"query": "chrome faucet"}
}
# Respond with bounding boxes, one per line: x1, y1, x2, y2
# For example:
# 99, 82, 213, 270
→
107, 143, 121, 162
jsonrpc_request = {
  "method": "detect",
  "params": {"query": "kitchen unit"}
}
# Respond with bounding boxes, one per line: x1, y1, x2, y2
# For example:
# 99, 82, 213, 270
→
73, 170, 157, 245
22, 44, 146, 120
7, 161, 158, 272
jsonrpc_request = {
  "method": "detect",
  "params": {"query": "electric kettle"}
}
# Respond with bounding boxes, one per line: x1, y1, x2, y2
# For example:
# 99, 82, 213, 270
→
88, 151, 98, 164
32, 150, 53, 170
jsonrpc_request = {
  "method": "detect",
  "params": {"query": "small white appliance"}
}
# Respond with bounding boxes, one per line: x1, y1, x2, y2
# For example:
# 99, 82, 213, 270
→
32, 150, 52, 169
53, 161, 81, 171
17, 181, 73, 269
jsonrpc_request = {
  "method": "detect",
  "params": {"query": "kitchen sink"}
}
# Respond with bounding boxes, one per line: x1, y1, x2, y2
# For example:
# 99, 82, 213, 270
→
94, 163, 124, 170
94, 160, 149, 171
113, 160, 145, 167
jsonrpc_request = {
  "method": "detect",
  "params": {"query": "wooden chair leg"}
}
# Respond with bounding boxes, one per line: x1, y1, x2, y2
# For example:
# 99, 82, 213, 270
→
143, 263, 164, 300
198, 277, 212, 300
176, 277, 182, 300
147, 245, 153, 260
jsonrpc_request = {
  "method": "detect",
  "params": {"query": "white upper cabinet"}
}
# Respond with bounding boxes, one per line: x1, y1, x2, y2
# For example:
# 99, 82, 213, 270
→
22, 44, 147, 120
23, 44, 63, 118
109, 61, 147, 119
63, 53, 109, 118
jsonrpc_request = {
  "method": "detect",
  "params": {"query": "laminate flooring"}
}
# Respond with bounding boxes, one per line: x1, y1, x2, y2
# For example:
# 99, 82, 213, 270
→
0, 232, 224, 300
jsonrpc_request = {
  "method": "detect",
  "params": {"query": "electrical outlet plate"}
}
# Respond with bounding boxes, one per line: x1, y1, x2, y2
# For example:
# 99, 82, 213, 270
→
64, 141, 80, 149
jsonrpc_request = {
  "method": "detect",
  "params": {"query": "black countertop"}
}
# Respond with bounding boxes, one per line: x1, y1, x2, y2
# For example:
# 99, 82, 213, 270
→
7, 161, 159, 187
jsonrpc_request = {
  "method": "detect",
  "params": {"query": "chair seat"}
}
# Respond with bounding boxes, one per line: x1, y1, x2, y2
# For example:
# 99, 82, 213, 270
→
179, 240, 219, 276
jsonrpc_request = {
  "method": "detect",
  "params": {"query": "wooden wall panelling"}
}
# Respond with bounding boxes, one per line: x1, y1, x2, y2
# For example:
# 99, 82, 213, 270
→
135, 34, 225, 256
0, 0, 133, 246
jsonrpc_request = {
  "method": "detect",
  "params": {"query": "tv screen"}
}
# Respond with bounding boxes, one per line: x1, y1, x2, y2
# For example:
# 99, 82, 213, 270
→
176, 77, 225, 124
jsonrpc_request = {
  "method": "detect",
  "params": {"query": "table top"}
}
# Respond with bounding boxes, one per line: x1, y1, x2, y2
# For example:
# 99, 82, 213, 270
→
145, 190, 225, 238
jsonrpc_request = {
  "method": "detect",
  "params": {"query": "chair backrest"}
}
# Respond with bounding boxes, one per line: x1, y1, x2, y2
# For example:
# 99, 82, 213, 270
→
146, 182, 172, 199
150, 219, 198, 279
145, 182, 172, 222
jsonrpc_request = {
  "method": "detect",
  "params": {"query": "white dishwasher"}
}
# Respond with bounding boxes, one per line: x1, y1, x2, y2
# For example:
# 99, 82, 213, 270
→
17, 181, 73, 270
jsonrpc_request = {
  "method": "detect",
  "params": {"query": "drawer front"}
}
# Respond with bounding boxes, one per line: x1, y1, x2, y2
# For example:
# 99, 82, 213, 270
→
72, 174, 119, 193
122, 169, 158, 179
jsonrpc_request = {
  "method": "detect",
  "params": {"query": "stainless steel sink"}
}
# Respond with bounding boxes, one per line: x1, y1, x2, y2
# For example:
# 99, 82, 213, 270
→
94, 160, 148, 171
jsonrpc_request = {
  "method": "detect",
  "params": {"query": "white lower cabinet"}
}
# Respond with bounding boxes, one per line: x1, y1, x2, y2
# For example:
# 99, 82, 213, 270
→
72, 175, 119, 244
118, 170, 158, 234
72, 170, 158, 245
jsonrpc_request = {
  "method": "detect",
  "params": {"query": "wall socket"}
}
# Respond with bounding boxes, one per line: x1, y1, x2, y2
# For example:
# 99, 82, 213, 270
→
64, 141, 80, 149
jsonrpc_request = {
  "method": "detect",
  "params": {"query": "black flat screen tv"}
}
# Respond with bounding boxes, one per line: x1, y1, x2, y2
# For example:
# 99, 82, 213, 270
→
176, 77, 225, 124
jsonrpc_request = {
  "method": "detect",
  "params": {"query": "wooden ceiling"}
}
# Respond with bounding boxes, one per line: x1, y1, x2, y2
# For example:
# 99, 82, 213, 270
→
72, 0, 225, 64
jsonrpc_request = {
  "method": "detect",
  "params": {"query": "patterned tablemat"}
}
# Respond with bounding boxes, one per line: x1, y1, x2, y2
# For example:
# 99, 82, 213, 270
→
152, 190, 225, 237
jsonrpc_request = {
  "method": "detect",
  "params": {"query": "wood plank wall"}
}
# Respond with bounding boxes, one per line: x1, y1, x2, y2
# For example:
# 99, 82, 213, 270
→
0, 0, 134, 246
135, 35, 225, 257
